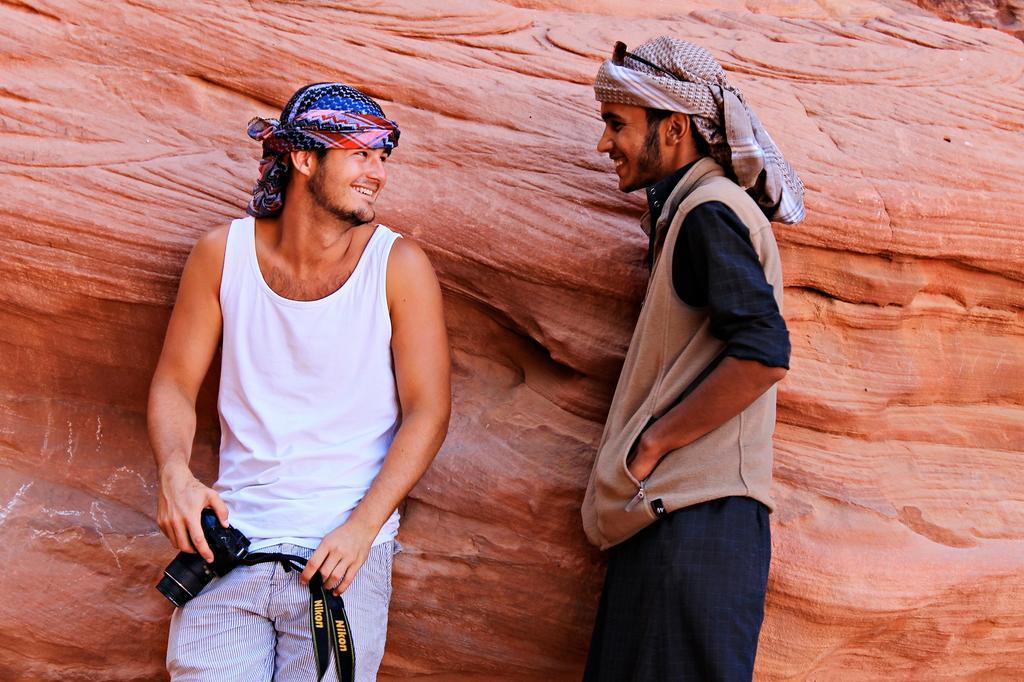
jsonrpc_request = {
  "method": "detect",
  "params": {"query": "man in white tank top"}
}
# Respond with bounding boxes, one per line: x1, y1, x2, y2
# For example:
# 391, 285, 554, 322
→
148, 83, 451, 681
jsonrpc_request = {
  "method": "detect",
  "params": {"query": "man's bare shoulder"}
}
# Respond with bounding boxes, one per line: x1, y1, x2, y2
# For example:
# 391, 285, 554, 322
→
386, 235, 440, 304
180, 225, 231, 297
191, 225, 230, 263
385, 232, 432, 274
388, 234, 432, 270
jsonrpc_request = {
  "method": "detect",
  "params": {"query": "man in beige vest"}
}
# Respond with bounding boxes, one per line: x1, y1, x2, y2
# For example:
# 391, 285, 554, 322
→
581, 38, 805, 680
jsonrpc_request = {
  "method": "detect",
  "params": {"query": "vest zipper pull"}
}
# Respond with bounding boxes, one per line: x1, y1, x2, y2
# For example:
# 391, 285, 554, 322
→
624, 482, 646, 512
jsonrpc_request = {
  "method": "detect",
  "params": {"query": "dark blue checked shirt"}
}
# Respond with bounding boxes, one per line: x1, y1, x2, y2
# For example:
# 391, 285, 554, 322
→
646, 162, 790, 369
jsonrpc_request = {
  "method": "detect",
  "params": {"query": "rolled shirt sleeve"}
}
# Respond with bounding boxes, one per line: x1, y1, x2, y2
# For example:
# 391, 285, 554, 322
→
672, 201, 790, 369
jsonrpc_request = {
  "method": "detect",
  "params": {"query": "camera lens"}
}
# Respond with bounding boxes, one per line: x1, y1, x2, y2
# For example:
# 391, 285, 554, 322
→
156, 551, 214, 607
155, 510, 252, 607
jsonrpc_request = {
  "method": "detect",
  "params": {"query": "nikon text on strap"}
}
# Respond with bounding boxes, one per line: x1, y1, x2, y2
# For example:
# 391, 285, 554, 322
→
241, 552, 355, 682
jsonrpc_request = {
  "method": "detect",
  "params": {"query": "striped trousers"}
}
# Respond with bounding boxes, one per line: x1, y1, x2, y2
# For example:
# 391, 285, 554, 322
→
167, 542, 397, 682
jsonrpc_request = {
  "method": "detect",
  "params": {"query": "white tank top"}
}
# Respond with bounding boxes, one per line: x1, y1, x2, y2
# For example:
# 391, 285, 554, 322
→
215, 216, 401, 551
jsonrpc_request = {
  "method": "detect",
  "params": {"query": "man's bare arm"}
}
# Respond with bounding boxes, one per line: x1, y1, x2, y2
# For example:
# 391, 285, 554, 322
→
628, 357, 787, 480
148, 227, 229, 562
301, 238, 451, 594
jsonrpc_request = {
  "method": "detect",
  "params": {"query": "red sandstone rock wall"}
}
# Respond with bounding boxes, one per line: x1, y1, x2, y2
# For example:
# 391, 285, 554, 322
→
1, 1, 1022, 680
913, 0, 1024, 40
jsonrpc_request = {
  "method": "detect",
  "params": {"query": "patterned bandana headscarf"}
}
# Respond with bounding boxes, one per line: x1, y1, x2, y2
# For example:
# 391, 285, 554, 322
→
246, 82, 400, 218
595, 37, 805, 224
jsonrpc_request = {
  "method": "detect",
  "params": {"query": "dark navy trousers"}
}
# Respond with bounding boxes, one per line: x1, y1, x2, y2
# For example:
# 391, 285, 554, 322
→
584, 496, 771, 682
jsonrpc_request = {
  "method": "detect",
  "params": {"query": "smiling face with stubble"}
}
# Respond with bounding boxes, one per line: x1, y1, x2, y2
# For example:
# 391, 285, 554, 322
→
307, 147, 389, 226
596, 102, 669, 194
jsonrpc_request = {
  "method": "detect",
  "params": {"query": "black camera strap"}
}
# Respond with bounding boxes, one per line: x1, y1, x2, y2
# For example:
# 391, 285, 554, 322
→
241, 552, 355, 682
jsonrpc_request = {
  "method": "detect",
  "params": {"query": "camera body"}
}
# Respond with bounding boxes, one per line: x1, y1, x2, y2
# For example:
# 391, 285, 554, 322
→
156, 508, 250, 607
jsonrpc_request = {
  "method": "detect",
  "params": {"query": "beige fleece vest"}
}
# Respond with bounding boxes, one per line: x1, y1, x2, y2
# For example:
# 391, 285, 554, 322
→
582, 158, 783, 550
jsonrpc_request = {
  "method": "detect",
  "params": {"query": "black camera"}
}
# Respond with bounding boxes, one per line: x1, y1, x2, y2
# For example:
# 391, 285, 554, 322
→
156, 508, 251, 607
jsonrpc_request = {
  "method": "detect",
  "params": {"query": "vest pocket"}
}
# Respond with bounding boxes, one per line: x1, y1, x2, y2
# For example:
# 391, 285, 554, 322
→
594, 413, 658, 546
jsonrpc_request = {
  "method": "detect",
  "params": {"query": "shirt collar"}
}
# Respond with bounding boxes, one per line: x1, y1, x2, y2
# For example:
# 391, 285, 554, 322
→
646, 159, 699, 227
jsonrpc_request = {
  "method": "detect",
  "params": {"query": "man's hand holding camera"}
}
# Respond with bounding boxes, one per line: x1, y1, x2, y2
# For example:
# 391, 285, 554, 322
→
300, 519, 376, 597
157, 461, 229, 564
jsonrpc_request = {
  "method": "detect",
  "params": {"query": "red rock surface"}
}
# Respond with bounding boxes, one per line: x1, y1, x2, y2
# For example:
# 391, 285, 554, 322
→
1, 1, 1023, 680
913, 0, 1024, 40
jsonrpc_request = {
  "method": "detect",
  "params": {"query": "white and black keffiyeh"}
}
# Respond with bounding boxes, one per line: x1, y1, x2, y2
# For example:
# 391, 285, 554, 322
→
595, 37, 805, 224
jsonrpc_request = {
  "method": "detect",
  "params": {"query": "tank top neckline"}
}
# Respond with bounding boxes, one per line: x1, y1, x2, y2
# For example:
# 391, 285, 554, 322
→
244, 217, 384, 309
